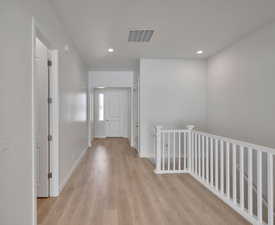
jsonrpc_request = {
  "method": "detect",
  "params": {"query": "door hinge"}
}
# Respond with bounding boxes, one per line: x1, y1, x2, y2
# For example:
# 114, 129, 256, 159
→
48, 97, 53, 104
48, 60, 52, 67
48, 172, 52, 179
48, 134, 53, 142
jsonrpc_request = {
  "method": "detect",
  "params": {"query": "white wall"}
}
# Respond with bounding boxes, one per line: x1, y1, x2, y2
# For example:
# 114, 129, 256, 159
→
89, 71, 133, 88
140, 59, 207, 158
207, 21, 275, 149
207, 22, 275, 206
0, 1, 88, 225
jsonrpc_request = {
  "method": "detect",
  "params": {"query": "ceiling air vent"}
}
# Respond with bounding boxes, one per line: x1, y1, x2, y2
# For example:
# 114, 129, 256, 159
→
128, 30, 154, 42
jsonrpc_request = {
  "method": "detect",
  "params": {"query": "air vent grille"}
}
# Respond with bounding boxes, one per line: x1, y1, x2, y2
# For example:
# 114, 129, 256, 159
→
128, 30, 154, 42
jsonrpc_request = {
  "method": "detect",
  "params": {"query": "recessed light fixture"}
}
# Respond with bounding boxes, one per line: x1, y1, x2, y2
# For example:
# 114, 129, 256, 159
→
97, 86, 105, 89
196, 50, 203, 55
108, 48, 114, 53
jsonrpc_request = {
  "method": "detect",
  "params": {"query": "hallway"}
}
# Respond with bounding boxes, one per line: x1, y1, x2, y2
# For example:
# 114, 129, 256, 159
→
38, 138, 249, 225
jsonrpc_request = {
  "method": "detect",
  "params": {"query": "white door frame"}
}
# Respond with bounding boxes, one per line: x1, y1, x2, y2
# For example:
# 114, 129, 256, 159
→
88, 76, 92, 147
48, 51, 59, 197
32, 17, 59, 225
92, 87, 133, 145
133, 75, 140, 152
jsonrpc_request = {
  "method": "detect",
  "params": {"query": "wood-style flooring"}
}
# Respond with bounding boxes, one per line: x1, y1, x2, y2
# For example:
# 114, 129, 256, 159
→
38, 138, 250, 225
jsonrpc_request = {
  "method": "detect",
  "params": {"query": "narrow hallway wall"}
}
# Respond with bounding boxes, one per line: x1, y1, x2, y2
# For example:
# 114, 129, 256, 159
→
0, 1, 88, 225
207, 21, 275, 149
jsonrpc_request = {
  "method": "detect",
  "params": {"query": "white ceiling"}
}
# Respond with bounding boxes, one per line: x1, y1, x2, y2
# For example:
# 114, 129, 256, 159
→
50, 0, 275, 70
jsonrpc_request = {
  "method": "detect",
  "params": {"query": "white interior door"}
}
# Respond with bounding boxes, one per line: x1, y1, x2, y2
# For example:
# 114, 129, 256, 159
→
94, 88, 130, 138
105, 89, 123, 137
35, 38, 49, 197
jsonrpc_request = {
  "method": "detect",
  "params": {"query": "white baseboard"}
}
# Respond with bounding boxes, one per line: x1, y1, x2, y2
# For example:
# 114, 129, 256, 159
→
154, 169, 189, 174
139, 153, 154, 159
59, 147, 88, 193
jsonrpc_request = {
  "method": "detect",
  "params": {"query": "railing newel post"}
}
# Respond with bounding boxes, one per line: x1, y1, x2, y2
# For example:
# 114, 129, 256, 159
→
154, 125, 163, 174
187, 125, 195, 173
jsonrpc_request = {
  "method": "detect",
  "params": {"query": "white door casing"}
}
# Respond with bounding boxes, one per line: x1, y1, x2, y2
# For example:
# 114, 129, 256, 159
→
35, 38, 49, 197
133, 76, 140, 151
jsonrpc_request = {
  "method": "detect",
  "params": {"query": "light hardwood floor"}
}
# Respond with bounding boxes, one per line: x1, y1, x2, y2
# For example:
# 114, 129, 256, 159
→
38, 138, 250, 225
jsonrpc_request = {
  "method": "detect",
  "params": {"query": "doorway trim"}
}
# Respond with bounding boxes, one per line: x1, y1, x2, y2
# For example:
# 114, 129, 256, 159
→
48, 50, 59, 197
31, 17, 59, 225
92, 87, 133, 144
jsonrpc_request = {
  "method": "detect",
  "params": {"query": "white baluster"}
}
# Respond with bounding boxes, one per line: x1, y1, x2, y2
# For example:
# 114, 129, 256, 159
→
226, 142, 230, 199
240, 146, 244, 209
210, 138, 214, 187
183, 132, 188, 170
202, 136, 205, 180
257, 151, 262, 223
199, 135, 201, 177
195, 133, 198, 175
173, 131, 176, 171
168, 132, 171, 171
248, 148, 253, 216
268, 153, 274, 225
192, 132, 195, 172
233, 144, 237, 204
162, 132, 165, 170
206, 137, 209, 183
179, 131, 181, 171
220, 140, 224, 194
215, 139, 219, 191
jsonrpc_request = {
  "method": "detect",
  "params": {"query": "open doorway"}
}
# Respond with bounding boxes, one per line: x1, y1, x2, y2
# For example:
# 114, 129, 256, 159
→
94, 88, 131, 140
32, 19, 59, 225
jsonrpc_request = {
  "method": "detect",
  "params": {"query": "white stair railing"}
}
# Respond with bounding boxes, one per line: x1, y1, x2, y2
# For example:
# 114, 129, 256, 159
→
154, 126, 274, 225
154, 126, 193, 174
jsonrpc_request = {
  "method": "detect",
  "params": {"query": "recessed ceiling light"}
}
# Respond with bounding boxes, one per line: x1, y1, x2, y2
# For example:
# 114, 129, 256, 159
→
196, 50, 203, 55
97, 86, 105, 89
108, 48, 114, 53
